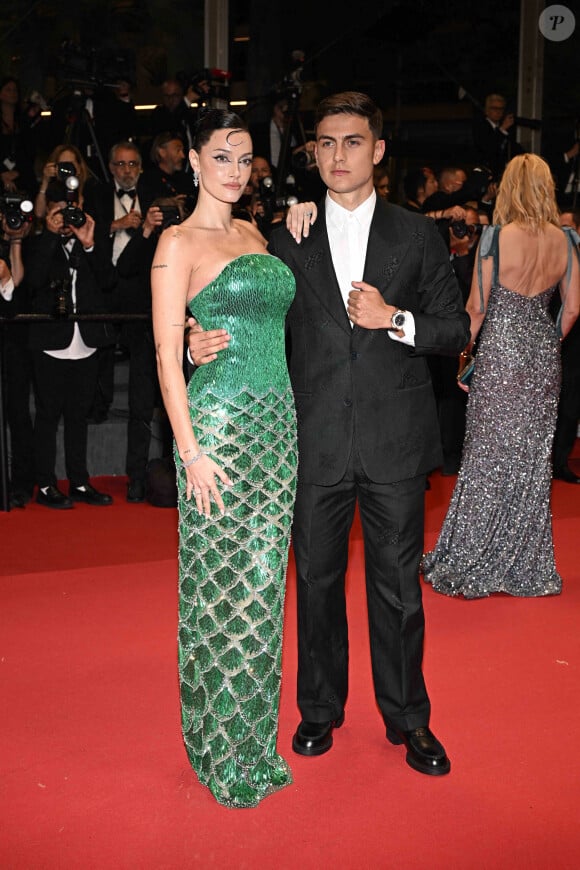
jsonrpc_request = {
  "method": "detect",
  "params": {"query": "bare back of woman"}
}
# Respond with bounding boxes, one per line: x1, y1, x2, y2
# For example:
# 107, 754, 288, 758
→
497, 222, 568, 297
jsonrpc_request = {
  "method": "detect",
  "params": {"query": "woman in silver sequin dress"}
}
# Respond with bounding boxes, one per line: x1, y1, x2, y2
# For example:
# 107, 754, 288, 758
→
422, 154, 580, 598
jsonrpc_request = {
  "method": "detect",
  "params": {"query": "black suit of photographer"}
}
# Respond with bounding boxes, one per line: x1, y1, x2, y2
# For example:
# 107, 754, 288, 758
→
25, 226, 116, 489
472, 113, 523, 180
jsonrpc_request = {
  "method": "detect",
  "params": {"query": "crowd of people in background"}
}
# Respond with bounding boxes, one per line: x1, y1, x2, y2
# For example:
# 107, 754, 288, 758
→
1, 75, 579, 510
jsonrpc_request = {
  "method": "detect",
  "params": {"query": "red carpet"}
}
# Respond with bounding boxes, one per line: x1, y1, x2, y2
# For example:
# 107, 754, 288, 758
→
2, 466, 580, 869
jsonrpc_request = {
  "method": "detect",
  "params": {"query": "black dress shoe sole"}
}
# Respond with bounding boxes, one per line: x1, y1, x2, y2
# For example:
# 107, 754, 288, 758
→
36, 497, 74, 510
292, 712, 345, 757
69, 495, 113, 506
386, 727, 451, 777
127, 491, 145, 503
405, 752, 451, 777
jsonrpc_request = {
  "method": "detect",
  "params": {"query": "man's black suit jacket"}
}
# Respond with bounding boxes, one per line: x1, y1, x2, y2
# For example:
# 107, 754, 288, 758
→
472, 114, 523, 180
268, 199, 470, 486
25, 230, 116, 351
84, 179, 156, 313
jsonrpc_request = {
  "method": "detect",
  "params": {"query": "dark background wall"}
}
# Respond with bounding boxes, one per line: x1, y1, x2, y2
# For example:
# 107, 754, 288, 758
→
1, 0, 579, 174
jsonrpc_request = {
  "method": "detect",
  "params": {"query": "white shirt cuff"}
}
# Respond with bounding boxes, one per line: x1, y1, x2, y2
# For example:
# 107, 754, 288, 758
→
0, 277, 15, 302
387, 311, 416, 347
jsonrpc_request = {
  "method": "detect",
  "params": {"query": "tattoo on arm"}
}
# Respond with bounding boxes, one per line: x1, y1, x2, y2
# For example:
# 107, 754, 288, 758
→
152, 263, 168, 270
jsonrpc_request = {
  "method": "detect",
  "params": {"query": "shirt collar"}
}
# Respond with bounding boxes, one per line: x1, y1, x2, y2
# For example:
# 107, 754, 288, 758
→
326, 189, 376, 232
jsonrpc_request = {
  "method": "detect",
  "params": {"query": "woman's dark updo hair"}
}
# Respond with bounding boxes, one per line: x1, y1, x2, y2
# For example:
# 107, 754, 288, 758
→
193, 108, 249, 151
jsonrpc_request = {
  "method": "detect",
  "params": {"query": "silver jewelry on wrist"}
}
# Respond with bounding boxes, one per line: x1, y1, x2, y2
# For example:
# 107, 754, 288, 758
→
182, 448, 206, 468
391, 309, 407, 330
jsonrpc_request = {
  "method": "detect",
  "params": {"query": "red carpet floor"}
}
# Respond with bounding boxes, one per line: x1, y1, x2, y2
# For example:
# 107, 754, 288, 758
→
2, 463, 580, 869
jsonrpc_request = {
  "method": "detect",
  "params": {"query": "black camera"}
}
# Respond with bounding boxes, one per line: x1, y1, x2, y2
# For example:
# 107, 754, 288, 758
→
0, 194, 34, 230
158, 203, 182, 231
450, 220, 482, 240
59, 174, 86, 228
51, 277, 71, 318
258, 176, 298, 219
61, 204, 86, 228
291, 148, 317, 170
57, 161, 77, 182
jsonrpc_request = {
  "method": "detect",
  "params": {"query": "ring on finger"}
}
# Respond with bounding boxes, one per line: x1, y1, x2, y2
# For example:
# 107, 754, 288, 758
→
304, 211, 312, 218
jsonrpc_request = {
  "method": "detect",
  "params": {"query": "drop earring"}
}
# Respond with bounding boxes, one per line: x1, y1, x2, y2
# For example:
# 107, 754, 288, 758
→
193, 170, 199, 188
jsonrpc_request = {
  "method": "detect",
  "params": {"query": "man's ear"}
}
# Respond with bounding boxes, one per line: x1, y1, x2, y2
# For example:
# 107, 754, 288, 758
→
373, 139, 386, 165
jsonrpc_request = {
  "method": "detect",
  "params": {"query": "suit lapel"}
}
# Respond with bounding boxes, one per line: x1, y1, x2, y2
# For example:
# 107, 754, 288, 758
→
298, 204, 351, 334
362, 201, 412, 295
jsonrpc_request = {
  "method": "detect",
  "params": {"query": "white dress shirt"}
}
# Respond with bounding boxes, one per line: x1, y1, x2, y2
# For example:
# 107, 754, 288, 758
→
0, 275, 15, 301
325, 190, 415, 344
112, 188, 140, 265
44, 238, 95, 360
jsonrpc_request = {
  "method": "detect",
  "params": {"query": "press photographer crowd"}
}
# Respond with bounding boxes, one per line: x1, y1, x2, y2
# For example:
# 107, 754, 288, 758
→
1, 72, 580, 509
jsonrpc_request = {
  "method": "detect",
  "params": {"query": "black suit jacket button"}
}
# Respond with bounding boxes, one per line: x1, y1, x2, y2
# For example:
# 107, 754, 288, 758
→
343, 398, 352, 407
351, 351, 359, 361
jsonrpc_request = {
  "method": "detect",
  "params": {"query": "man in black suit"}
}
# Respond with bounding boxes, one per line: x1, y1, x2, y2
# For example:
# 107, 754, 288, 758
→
472, 93, 523, 181
26, 182, 116, 508
189, 92, 469, 776
84, 141, 160, 502
141, 132, 192, 202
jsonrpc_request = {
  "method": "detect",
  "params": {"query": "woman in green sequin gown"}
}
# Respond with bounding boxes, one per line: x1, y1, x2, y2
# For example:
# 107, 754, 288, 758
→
152, 111, 298, 808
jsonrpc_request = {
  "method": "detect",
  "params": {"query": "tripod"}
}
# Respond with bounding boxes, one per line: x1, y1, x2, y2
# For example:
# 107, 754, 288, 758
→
59, 87, 109, 184
276, 79, 308, 196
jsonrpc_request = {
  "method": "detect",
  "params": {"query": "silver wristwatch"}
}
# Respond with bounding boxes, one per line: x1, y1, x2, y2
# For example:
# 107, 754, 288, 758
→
391, 309, 407, 330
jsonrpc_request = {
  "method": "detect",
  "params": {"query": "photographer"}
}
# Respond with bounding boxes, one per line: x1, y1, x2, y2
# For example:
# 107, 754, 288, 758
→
25, 181, 116, 508
34, 144, 99, 220
84, 141, 167, 502
428, 206, 482, 476
472, 93, 524, 180
0, 76, 38, 199
0, 215, 35, 507
141, 132, 192, 203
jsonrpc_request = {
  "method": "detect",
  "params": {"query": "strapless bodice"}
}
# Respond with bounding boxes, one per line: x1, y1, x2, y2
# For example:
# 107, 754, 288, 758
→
188, 253, 295, 398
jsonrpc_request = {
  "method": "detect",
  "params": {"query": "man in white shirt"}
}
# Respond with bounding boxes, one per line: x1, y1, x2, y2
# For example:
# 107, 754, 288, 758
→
189, 92, 469, 777
25, 182, 116, 508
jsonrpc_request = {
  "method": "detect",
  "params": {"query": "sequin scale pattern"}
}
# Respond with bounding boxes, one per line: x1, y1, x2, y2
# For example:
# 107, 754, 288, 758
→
422, 282, 563, 599
179, 254, 297, 807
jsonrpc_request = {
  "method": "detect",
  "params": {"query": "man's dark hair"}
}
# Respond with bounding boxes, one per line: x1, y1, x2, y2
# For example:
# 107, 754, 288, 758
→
403, 168, 428, 202
150, 131, 185, 164
314, 91, 384, 140
193, 109, 249, 151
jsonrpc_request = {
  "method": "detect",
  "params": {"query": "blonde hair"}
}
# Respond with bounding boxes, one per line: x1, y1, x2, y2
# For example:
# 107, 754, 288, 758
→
493, 154, 560, 231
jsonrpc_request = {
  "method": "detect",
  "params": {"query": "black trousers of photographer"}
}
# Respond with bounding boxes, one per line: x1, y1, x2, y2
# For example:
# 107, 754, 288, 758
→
32, 351, 98, 489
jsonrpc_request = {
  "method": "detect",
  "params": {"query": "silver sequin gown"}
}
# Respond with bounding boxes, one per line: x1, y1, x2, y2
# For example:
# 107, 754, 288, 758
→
422, 281, 563, 598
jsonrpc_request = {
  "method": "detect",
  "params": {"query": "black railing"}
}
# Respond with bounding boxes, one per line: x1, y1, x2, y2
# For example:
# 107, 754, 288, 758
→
0, 312, 151, 512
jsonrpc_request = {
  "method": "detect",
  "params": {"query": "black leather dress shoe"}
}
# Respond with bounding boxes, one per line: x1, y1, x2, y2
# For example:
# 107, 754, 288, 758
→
10, 488, 32, 509
292, 712, 345, 756
69, 483, 113, 506
386, 725, 451, 776
127, 479, 146, 502
37, 485, 73, 510
553, 466, 580, 484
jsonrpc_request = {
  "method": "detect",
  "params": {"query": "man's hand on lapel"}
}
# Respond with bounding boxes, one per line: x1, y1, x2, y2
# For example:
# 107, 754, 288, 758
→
348, 281, 402, 334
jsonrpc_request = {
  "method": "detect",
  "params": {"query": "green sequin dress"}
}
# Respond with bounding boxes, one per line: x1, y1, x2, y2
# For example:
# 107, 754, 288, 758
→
178, 253, 297, 808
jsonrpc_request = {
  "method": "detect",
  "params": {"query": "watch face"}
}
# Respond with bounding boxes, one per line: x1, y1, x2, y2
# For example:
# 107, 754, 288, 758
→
393, 312, 405, 328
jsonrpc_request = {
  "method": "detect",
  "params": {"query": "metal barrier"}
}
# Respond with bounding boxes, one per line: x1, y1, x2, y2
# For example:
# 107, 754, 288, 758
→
0, 312, 151, 512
